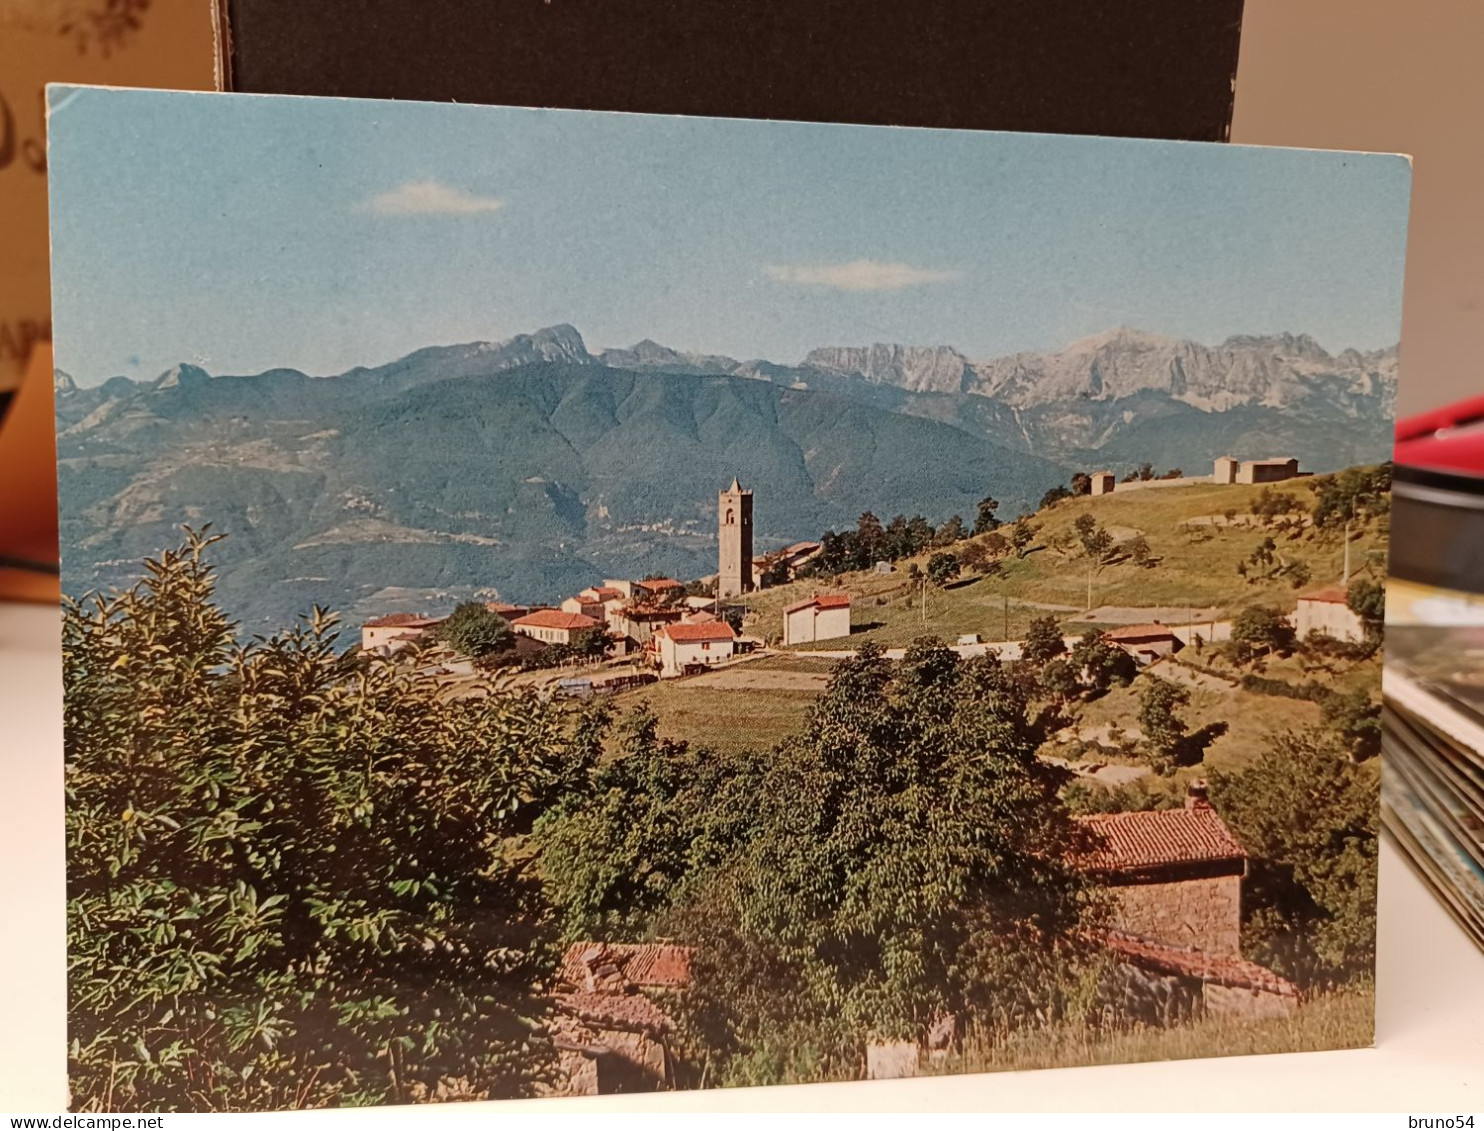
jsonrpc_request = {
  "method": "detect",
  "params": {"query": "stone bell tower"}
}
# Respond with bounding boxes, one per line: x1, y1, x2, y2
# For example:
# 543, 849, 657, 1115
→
717, 477, 753, 598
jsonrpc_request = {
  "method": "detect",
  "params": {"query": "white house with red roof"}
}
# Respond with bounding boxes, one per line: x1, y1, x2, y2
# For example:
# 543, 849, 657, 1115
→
782, 593, 852, 646
512, 609, 602, 646
1294, 584, 1365, 643
651, 620, 737, 678
360, 612, 445, 654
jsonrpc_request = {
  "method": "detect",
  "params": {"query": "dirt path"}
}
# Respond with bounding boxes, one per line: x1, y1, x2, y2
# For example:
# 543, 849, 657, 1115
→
1082, 605, 1225, 624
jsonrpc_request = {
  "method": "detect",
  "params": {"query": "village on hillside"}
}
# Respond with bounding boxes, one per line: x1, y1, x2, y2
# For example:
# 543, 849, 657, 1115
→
342, 451, 1388, 1094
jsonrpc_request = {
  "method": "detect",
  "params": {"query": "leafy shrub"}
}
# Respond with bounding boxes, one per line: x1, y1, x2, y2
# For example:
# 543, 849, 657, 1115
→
64, 531, 607, 1110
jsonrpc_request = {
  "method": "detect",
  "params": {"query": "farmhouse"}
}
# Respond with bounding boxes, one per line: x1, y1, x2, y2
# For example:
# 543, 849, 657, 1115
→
554, 942, 693, 1096
1103, 623, 1182, 665
1214, 455, 1302, 485
1089, 471, 1117, 496
1074, 783, 1298, 1021
782, 593, 852, 646
651, 620, 737, 677
1295, 585, 1366, 643
360, 613, 444, 654
511, 609, 601, 646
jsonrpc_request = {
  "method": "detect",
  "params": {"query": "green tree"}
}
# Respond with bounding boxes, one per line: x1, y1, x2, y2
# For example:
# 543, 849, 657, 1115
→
1346, 578, 1386, 640
1321, 689, 1381, 762
973, 495, 1001, 534
1070, 472, 1092, 496
1137, 677, 1190, 775
1228, 604, 1295, 664
1040, 657, 1081, 703
436, 600, 513, 658
1073, 513, 1113, 566
1009, 516, 1038, 558
1068, 628, 1136, 696
927, 551, 962, 587
668, 642, 1094, 1083
1126, 536, 1153, 568
1039, 485, 1073, 510
1210, 732, 1379, 985
1021, 615, 1066, 667
935, 515, 968, 546
63, 531, 608, 1110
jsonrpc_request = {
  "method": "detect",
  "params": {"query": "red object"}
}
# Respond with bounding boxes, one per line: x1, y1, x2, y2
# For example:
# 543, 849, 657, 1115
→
1395, 393, 1484, 476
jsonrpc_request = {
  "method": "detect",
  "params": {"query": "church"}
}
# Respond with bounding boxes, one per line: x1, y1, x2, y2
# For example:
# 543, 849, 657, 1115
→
717, 478, 754, 598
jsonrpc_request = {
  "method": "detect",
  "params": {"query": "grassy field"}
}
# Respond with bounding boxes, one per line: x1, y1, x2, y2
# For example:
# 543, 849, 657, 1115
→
742, 476, 1386, 650
608, 672, 820, 757
933, 985, 1373, 1077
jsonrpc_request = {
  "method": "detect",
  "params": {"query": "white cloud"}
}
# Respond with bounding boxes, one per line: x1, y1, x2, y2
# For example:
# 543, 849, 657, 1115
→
362, 180, 504, 216
762, 259, 961, 292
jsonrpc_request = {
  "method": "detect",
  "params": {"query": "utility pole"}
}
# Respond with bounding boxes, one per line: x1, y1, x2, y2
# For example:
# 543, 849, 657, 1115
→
1003, 594, 1009, 641
1343, 520, 1351, 585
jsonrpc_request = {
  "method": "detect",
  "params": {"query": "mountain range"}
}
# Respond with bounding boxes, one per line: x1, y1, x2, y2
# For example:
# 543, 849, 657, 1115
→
55, 324, 1396, 632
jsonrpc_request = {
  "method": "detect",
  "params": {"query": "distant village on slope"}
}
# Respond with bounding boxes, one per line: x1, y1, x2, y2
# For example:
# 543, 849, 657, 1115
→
360, 452, 1370, 681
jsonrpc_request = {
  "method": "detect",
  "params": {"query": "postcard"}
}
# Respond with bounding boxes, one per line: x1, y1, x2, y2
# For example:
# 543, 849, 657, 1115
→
47, 87, 1409, 1110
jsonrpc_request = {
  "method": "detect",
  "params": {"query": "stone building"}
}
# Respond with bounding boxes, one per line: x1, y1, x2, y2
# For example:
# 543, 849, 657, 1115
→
1103, 623, 1182, 665
718, 477, 754, 598
553, 942, 693, 1096
1089, 470, 1117, 496
1214, 455, 1303, 485
1295, 584, 1366, 643
1074, 783, 1298, 1021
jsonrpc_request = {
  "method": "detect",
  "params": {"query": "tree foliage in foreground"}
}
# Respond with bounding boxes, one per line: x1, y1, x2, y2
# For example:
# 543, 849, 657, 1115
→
539, 640, 1100, 1086
1211, 731, 1379, 985
64, 531, 607, 1110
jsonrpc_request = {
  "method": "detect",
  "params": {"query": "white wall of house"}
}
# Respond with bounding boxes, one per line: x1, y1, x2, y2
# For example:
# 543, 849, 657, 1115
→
1295, 598, 1365, 643
783, 603, 851, 645
657, 634, 734, 677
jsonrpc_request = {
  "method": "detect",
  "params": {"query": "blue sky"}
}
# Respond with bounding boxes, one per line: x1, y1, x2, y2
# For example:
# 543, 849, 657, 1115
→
48, 88, 1412, 386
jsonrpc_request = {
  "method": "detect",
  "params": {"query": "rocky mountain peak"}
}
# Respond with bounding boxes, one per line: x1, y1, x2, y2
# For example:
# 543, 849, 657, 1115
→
54, 369, 78, 395
152, 363, 212, 391
801, 342, 970, 395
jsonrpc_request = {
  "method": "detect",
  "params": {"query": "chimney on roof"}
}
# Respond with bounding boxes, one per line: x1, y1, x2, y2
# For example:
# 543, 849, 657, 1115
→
1185, 778, 1212, 810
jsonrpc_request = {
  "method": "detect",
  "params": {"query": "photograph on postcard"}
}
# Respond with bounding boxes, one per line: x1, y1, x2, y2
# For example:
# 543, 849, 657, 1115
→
47, 88, 1408, 1109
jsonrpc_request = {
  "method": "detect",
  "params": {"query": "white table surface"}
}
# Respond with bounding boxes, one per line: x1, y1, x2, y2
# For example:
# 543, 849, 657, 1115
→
3, 598, 1481, 1114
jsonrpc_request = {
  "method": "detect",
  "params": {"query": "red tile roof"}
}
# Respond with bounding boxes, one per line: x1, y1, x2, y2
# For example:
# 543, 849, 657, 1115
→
485, 602, 528, 616
684, 610, 719, 624
660, 621, 738, 644
636, 577, 683, 590
784, 592, 852, 614
781, 541, 823, 557
1098, 931, 1298, 997
363, 612, 443, 628
1104, 623, 1178, 642
1299, 586, 1350, 605
512, 609, 600, 631
618, 604, 684, 621
589, 587, 624, 600
1073, 806, 1245, 874
555, 992, 674, 1036
561, 942, 694, 989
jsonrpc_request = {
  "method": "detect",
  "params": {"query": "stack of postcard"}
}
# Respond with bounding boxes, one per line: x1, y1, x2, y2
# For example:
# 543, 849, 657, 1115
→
1383, 582, 1484, 949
